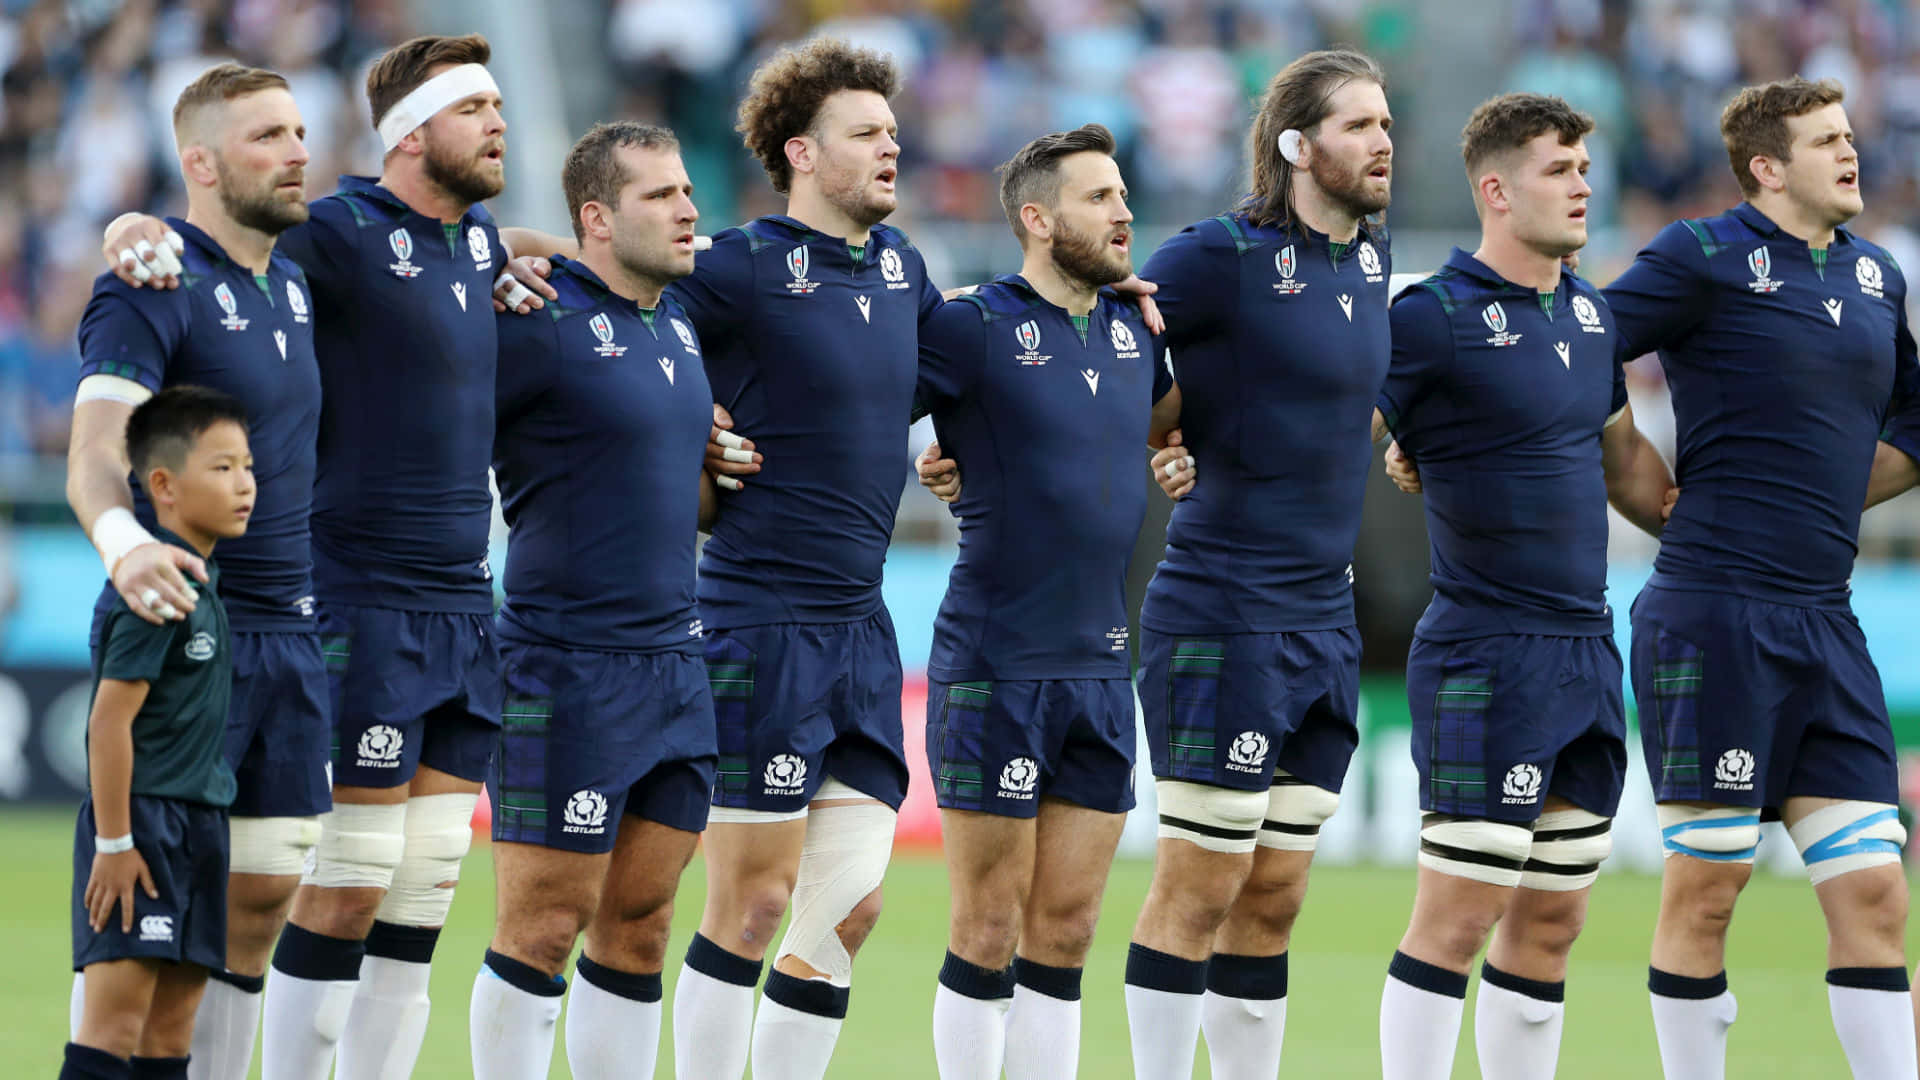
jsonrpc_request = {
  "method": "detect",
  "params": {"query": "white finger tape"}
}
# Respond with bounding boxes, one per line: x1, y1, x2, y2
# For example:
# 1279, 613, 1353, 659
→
139, 588, 161, 610
133, 239, 155, 261
721, 447, 755, 464
153, 244, 183, 277
153, 601, 181, 620
715, 475, 742, 491
714, 430, 747, 450
493, 272, 534, 309
694, 236, 713, 252
164, 229, 185, 254
1163, 460, 1186, 479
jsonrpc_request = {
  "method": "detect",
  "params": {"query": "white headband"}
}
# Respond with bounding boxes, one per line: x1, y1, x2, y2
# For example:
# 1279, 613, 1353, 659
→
376, 63, 499, 152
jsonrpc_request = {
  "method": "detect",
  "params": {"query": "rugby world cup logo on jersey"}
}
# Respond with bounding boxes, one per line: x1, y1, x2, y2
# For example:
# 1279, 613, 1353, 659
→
999, 757, 1039, 799
1014, 320, 1050, 366
880, 246, 909, 290
467, 225, 492, 271
1110, 318, 1140, 359
1357, 240, 1384, 282
356, 724, 404, 768
764, 754, 807, 794
213, 282, 249, 332
562, 789, 609, 834
1272, 245, 1308, 296
1572, 294, 1606, 334
1482, 302, 1522, 347
589, 313, 627, 358
1857, 255, 1885, 298
785, 245, 818, 294
1502, 763, 1543, 804
286, 280, 309, 324
388, 228, 422, 278
1714, 748, 1756, 791
1746, 246, 1781, 293
1227, 730, 1270, 773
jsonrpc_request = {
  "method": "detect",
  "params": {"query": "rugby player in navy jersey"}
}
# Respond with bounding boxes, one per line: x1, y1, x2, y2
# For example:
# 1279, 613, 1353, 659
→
466, 121, 717, 1080
1603, 78, 1920, 1080
106, 33, 513, 1080
70, 65, 320, 1080
915, 125, 1178, 1080
1371, 94, 1675, 1080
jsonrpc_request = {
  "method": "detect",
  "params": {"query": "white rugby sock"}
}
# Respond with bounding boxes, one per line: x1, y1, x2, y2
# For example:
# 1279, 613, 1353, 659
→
1380, 951, 1467, 1080
673, 934, 761, 1080
468, 950, 564, 1080
1200, 952, 1289, 1080
1649, 967, 1736, 1080
932, 951, 1012, 1080
336, 922, 439, 1080
1827, 968, 1918, 1080
263, 925, 364, 1080
70, 971, 84, 1040
1473, 963, 1565, 1080
187, 970, 265, 1080
1004, 959, 1083, 1080
564, 955, 664, 1080
1124, 944, 1207, 1080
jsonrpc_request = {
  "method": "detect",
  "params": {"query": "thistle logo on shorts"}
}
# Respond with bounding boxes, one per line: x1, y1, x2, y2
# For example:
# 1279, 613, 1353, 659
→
1273, 245, 1307, 296
388, 228, 422, 278
563, 789, 609, 834
287, 280, 309, 323
880, 247, 909, 289
1482, 302, 1522, 347
1501, 763, 1543, 804
356, 725, 404, 768
138, 915, 174, 942
184, 631, 216, 662
1226, 730, 1270, 774
785, 246, 817, 294
763, 754, 807, 794
1572, 294, 1605, 334
1747, 246, 1780, 293
999, 757, 1039, 798
1110, 318, 1140, 359
214, 282, 249, 332
1714, 748, 1756, 791
468, 225, 492, 271
1857, 255, 1885, 298
1357, 240, 1384, 282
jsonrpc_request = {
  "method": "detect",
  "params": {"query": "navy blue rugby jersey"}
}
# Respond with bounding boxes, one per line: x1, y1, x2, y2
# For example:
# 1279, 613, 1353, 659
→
77, 218, 320, 631
492, 257, 711, 653
917, 276, 1172, 680
1137, 212, 1392, 635
277, 176, 506, 613
1606, 203, 1920, 607
1380, 250, 1627, 642
667, 215, 942, 628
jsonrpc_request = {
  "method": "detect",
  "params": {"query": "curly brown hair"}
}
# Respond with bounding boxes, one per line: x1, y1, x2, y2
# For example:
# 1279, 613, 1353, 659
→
1720, 76, 1846, 198
1460, 93, 1594, 177
735, 38, 899, 195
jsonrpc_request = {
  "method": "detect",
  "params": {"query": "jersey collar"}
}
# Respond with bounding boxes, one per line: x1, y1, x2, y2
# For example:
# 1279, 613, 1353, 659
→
550, 255, 672, 317
166, 217, 272, 278
1441, 246, 1571, 300
758, 214, 886, 252
1729, 201, 1857, 249
337, 174, 485, 228
997, 273, 1113, 319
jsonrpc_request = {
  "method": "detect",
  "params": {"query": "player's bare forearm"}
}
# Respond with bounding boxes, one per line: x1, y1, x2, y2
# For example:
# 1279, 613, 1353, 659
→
1371, 407, 1389, 444
1866, 440, 1920, 509
1147, 383, 1183, 449
1602, 408, 1674, 538
86, 679, 149, 838
65, 400, 137, 534
500, 227, 578, 261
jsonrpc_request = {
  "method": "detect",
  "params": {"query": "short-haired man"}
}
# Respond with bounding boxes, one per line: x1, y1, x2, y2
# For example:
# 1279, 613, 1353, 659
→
1372, 93, 1673, 1080
70, 63, 321, 1080
466, 120, 717, 1080
1604, 76, 1920, 1079
918, 124, 1178, 1080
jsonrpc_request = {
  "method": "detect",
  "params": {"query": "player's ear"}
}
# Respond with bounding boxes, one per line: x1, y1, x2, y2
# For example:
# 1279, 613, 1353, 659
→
1019, 203, 1051, 244
785, 134, 814, 179
179, 144, 218, 189
1477, 171, 1508, 215
580, 201, 612, 243
145, 466, 176, 509
1748, 155, 1785, 194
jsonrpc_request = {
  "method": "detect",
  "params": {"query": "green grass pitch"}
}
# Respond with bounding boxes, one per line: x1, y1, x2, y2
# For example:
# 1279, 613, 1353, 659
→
3, 808, 1873, 1076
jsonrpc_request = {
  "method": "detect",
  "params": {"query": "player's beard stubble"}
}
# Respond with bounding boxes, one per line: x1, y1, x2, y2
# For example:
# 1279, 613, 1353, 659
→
1050, 216, 1132, 292
216, 155, 309, 235
1309, 145, 1391, 220
425, 133, 507, 206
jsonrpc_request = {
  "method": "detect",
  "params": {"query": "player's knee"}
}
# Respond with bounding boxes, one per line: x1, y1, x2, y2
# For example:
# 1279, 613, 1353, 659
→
1025, 898, 1101, 963
777, 801, 895, 984
834, 885, 885, 956
951, 901, 1022, 965
1156, 780, 1267, 856
304, 802, 407, 894
1520, 809, 1613, 893
1418, 813, 1534, 889
229, 815, 323, 877
374, 792, 478, 928
1658, 804, 1761, 866
1256, 772, 1340, 853
1233, 865, 1309, 936
1789, 801, 1907, 887
1509, 894, 1588, 959
84, 1011, 146, 1059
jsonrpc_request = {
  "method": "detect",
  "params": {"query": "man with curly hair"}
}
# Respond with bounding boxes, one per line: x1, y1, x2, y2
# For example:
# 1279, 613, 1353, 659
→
504, 37, 940, 1080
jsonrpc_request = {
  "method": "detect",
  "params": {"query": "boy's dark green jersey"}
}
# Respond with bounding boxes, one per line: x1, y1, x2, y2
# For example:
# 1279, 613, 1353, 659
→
88, 529, 236, 807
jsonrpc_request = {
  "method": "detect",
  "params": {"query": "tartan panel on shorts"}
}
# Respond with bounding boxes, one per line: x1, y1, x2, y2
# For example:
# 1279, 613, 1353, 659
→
1651, 632, 1705, 799
1167, 639, 1224, 781
320, 631, 352, 675
933, 682, 992, 810
494, 693, 554, 839
705, 641, 756, 806
1428, 660, 1492, 815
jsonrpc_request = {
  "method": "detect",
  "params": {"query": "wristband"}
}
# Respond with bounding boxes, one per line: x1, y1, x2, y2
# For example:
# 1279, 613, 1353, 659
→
95, 833, 134, 854
91, 507, 157, 577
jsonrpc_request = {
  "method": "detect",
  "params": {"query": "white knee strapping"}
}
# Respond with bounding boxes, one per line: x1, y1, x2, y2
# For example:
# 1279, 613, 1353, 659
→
229, 815, 323, 876
1657, 804, 1761, 864
304, 801, 407, 889
1520, 809, 1612, 892
1418, 813, 1534, 888
1155, 779, 1266, 854
777, 799, 896, 986
373, 793, 477, 927
1258, 771, 1341, 851
1788, 801, 1907, 886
